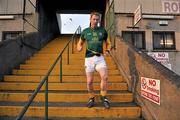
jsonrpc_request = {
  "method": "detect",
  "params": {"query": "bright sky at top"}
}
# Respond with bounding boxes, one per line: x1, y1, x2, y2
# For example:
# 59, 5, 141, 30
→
58, 14, 90, 34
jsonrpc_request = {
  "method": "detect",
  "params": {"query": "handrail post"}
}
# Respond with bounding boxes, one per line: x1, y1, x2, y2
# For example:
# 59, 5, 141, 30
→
45, 78, 48, 120
67, 44, 69, 65
72, 37, 74, 54
23, 0, 26, 20
60, 56, 62, 83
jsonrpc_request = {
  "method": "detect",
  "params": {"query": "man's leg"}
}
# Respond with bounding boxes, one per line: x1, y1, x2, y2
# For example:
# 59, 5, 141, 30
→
86, 72, 95, 98
86, 72, 95, 108
95, 56, 108, 97
97, 68, 110, 109
85, 57, 96, 108
97, 68, 108, 96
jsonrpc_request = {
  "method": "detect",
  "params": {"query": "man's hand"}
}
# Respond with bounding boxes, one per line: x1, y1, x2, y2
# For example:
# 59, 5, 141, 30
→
77, 39, 84, 52
77, 45, 83, 52
104, 50, 110, 57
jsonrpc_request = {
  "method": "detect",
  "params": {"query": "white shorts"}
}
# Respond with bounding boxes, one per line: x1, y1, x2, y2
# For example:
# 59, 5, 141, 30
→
85, 55, 107, 73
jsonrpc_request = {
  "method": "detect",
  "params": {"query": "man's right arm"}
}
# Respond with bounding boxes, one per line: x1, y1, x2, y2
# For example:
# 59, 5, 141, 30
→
77, 39, 84, 52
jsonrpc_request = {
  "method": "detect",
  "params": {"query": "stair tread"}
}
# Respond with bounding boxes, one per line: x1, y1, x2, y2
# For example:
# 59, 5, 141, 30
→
4, 75, 125, 83
0, 104, 141, 118
1, 81, 123, 83
0, 117, 144, 120
0, 102, 138, 107
0, 90, 130, 93
0, 82, 126, 84
0, 90, 133, 102
0, 82, 128, 91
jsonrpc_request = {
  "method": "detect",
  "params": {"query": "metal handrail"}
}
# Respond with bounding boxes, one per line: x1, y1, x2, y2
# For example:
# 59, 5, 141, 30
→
106, 0, 115, 49
16, 26, 81, 120
23, 0, 39, 31
106, 0, 114, 30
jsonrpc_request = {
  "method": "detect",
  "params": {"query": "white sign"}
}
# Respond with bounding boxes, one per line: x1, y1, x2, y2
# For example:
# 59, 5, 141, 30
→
141, 77, 160, 105
162, 0, 180, 14
134, 5, 142, 26
148, 52, 172, 70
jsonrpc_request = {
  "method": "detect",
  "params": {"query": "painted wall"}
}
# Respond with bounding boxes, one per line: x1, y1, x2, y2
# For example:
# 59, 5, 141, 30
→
111, 36, 180, 120
0, 0, 37, 42
112, 0, 180, 76
0, 0, 35, 14
114, 0, 168, 14
114, 13, 180, 75
0, 32, 39, 81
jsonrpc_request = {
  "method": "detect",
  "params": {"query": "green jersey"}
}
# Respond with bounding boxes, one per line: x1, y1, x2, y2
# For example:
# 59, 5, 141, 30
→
80, 27, 108, 58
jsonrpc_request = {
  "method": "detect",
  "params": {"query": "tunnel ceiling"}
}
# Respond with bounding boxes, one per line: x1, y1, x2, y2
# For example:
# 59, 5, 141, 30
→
38, 0, 107, 14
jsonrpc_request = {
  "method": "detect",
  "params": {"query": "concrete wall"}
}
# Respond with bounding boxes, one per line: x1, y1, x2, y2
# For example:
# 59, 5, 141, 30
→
0, 17, 23, 42
0, 0, 38, 42
114, 14, 180, 75
111, 36, 180, 120
0, 32, 39, 81
114, 0, 166, 14
37, 0, 60, 47
0, 14, 38, 42
0, 0, 35, 14
0, 0, 23, 14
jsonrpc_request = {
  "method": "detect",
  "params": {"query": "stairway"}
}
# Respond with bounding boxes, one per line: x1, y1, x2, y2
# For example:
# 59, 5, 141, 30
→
0, 36, 142, 119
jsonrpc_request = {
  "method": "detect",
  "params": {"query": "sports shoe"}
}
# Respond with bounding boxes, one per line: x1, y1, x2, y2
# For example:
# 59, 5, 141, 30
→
101, 96, 110, 109
87, 97, 95, 108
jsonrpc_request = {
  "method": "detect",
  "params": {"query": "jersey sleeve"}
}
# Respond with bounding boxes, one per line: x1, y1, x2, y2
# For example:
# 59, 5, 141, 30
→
80, 30, 86, 41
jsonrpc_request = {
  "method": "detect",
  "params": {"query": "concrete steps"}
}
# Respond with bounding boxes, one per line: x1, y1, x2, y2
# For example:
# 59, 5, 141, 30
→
0, 36, 141, 119
3, 75, 124, 83
0, 91, 133, 102
0, 105, 141, 118
0, 117, 144, 120
19, 64, 117, 70
25, 59, 115, 64
12, 69, 120, 75
0, 83, 128, 91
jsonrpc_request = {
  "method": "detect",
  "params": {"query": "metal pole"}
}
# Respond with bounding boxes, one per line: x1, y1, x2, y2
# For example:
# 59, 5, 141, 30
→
45, 78, 48, 120
23, 0, 26, 20
113, 1, 116, 49
60, 56, 62, 83
113, 28, 116, 49
67, 45, 69, 65
22, 0, 26, 39
72, 38, 74, 54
